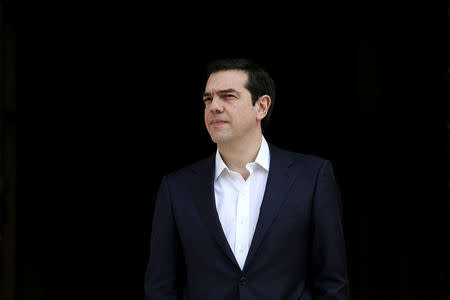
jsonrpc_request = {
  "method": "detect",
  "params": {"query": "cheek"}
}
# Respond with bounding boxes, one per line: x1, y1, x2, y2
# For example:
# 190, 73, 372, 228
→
204, 111, 210, 128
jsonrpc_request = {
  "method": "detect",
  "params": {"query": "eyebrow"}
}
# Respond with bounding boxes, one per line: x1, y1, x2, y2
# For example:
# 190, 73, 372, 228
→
203, 88, 241, 98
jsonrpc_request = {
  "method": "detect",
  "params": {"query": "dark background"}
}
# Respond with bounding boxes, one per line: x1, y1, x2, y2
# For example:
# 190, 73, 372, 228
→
1, 2, 447, 300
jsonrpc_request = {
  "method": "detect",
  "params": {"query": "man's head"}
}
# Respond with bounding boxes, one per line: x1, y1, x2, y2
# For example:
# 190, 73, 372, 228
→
203, 58, 275, 145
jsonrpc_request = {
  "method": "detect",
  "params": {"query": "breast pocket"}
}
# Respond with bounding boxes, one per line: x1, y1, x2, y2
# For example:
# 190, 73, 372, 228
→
270, 195, 311, 239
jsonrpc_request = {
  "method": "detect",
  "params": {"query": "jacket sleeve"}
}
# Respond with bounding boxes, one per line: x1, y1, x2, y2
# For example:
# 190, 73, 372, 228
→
145, 176, 184, 300
310, 160, 350, 300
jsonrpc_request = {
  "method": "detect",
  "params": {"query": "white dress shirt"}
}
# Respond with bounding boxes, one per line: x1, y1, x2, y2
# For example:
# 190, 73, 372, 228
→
214, 136, 270, 270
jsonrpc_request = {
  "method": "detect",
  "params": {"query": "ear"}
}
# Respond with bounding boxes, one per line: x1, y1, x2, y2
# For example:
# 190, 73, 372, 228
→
255, 95, 271, 121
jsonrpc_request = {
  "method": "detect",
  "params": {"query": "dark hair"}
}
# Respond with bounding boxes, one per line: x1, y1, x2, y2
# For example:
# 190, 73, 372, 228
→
206, 58, 275, 130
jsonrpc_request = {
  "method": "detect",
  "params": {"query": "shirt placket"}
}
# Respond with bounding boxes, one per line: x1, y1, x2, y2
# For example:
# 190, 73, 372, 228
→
234, 178, 250, 269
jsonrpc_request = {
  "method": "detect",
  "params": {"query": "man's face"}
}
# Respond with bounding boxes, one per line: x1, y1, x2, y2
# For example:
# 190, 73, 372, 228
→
203, 70, 259, 145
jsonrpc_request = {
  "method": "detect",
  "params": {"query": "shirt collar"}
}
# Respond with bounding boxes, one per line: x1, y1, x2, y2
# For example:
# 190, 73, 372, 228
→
215, 149, 228, 180
215, 135, 270, 181
254, 135, 270, 172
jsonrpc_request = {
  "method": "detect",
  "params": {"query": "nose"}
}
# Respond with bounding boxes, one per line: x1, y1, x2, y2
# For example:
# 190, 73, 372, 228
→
208, 96, 224, 113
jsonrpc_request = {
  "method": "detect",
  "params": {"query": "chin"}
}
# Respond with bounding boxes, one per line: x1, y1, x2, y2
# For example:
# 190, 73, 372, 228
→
209, 132, 232, 145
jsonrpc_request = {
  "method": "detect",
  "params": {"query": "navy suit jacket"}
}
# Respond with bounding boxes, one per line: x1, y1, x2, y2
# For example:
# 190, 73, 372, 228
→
145, 144, 350, 300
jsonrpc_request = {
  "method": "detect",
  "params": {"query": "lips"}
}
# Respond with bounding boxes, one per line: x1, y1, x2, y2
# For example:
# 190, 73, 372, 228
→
210, 119, 229, 126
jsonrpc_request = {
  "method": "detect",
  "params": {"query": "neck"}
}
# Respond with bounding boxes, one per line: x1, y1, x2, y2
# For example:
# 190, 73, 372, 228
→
217, 131, 263, 176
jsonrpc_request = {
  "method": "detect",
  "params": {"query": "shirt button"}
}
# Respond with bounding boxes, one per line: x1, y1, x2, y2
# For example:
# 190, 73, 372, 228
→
240, 277, 248, 285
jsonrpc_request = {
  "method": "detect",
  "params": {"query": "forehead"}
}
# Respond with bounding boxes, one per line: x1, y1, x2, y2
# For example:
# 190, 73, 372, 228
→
205, 70, 248, 92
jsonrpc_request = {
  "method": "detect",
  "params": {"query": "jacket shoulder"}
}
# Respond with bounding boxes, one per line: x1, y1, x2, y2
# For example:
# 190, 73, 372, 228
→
269, 143, 330, 169
163, 155, 213, 181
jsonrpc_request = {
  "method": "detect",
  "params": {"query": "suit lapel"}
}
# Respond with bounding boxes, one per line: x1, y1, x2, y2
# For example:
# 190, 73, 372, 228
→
243, 144, 296, 271
192, 154, 240, 269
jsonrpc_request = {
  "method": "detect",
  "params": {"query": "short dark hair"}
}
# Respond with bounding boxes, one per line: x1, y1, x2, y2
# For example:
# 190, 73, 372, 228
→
206, 58, 275, 130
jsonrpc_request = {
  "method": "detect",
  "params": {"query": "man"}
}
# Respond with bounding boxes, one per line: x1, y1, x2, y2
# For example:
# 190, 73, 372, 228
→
145, 59, 350, 299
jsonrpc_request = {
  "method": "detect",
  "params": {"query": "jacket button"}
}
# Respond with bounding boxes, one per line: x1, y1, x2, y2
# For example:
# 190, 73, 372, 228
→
240, 277, 248, 285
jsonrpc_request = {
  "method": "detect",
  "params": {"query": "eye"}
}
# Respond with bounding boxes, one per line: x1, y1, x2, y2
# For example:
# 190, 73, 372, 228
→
203, 97, 212, 103
224, 94, 235, 99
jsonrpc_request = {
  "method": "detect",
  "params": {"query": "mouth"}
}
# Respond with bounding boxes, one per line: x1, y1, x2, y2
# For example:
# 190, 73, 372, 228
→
210, 120, 229, 127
